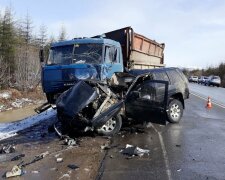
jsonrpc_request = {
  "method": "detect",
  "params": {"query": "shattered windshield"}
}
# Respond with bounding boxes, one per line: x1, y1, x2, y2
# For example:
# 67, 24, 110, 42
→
48, 45, 73, 65
48, 43, 103, 65
73, 44, 102, 64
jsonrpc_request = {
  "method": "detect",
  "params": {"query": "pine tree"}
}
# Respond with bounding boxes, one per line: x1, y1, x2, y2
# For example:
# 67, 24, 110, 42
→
58, 25, 67, 41
38, 24, 47, 47
0, 7, 16, 86
21, 13, 33, 44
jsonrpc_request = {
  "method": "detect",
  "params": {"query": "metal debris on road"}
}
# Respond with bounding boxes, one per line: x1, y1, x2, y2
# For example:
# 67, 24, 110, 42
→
64, 138, 77, 146
31, 171, 39, 174
121, 144, 150, 157
21, 151, 49, 167
56, 158, 63, 163
0, 145, 16, 154
11, 154, 25, 161
59, 173, 70, 179
67, 164, 79, 170
5, 165, 24, 178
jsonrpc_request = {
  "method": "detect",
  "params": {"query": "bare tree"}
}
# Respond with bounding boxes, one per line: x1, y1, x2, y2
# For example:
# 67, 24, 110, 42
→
13, 13, 41, 91
0, 57, 10, 89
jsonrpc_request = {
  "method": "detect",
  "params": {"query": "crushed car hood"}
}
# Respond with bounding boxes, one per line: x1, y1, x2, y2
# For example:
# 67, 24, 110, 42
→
56, 81, 98, 118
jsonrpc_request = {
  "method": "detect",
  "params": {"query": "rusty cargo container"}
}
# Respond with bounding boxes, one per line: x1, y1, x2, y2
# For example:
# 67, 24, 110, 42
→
103, 27, 165, 69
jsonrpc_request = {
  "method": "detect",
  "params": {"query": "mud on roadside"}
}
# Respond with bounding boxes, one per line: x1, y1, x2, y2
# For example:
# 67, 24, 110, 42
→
0, 121, 109, 180
0, 86, 46, 113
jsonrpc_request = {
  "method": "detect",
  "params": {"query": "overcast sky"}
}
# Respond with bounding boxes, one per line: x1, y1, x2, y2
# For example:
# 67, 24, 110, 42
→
1, 0, 225, 69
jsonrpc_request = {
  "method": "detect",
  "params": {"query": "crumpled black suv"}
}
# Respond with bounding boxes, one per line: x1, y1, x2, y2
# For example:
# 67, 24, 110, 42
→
128, 67, 189, 123
56, 67, 189, 136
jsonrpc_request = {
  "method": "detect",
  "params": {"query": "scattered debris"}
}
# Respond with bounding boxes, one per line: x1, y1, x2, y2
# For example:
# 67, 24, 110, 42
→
5, 165, 24, 178
65, 138, 77, 146
50, 167, 57, 171
101, 144, 110, 150
31, 171, 39, 174
59, 173, 70, 179
21, 151, 49, 167
54, 153, 62, 158
0, 145, 15, 154
56, 158, 63, 163
84, 168, 90, 172
67, 164, 79, 170
11, 154, 25, 161
121, 144, 150, 157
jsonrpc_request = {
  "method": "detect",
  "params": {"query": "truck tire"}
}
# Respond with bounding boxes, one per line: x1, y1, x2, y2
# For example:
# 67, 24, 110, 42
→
167, 99, 183, 123
97, 114, 122, 136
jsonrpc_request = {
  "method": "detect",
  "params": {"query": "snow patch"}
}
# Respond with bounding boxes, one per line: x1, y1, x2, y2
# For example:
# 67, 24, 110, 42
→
11, 98, 33, 108
0, 108, 57, 141
0, 92, 12, 99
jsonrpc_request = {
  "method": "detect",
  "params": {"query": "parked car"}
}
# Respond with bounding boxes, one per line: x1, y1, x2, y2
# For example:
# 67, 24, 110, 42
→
198, 76, 208, 84
205, 75, 221, 87
56, 67, 189, 136
189, 76, 198, 83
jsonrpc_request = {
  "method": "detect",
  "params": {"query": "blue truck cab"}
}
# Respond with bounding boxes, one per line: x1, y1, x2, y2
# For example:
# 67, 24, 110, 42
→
42, 38, 124, 103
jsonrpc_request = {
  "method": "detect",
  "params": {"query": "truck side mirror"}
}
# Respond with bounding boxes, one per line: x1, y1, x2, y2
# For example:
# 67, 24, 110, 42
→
39, 49, 44, 63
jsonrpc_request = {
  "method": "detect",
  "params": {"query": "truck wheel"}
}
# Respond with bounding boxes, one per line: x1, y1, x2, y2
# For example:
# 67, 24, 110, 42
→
97, 114, 122, 136
167, 99, 183, 123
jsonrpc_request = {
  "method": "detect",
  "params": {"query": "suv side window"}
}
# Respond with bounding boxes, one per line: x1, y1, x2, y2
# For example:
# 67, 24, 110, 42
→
153, 72, 169, 81
166, 69, 183, 85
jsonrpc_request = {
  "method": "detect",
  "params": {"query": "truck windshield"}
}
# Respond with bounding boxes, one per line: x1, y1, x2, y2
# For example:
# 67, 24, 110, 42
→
48, 43, 103, 65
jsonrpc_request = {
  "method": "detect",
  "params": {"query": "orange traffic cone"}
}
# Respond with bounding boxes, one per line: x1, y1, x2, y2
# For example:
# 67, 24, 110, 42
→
206, 97, 212, 109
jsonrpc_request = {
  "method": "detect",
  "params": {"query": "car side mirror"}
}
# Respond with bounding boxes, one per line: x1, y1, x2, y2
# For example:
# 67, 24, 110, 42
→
39, 49, 44, 63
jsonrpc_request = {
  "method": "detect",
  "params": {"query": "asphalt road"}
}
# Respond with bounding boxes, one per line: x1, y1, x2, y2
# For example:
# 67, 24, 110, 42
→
1, 83, 225, 180
189, 83, 225, 107
98, 84, 225, 180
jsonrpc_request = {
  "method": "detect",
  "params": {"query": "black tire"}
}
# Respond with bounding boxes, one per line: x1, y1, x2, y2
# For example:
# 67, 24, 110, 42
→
167, 99, 183, 123
97, 114, 122, 136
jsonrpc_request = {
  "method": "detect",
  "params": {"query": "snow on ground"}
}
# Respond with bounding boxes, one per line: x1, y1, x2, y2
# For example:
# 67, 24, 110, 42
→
0, 108, 56, 141
0, 92, 12, 99
189, 83, 225, 106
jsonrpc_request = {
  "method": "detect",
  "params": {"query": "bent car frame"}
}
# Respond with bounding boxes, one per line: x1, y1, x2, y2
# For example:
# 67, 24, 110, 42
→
56, 67, 189, 136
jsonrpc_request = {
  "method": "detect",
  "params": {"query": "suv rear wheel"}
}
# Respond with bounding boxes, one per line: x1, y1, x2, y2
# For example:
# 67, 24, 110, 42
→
167, 99, 183, 123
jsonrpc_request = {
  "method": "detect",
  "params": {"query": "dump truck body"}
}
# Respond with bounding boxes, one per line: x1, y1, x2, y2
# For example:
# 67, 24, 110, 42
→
103, 27, 165, 69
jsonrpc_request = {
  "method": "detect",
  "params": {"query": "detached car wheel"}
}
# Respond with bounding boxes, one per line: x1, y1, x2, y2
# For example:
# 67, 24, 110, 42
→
97, 114, 122, 136
167, 99, 183, 123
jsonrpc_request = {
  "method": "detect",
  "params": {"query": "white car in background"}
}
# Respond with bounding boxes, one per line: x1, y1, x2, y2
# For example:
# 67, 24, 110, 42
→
189, 76, 198, 83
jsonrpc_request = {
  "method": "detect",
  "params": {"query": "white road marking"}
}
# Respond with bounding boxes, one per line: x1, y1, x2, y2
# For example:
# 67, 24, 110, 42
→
191, 92, 225, 109
151, 124, 172, 180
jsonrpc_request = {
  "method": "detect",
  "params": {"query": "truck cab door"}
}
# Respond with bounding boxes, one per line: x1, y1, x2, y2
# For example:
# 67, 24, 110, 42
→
125, 80, 168, 125
103, 46, 123, 79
